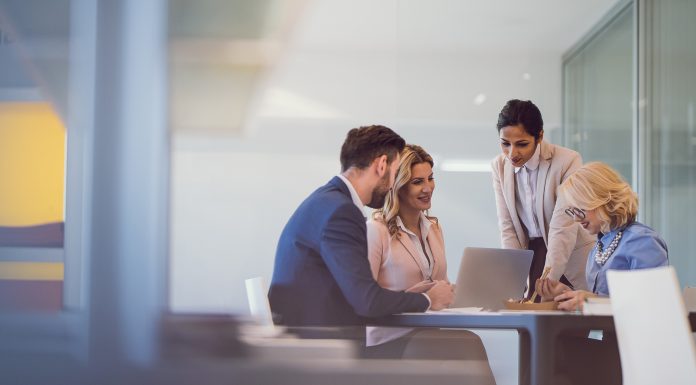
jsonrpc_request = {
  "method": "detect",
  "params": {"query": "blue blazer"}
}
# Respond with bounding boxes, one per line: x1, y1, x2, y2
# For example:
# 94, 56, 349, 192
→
269, 176, 429, 326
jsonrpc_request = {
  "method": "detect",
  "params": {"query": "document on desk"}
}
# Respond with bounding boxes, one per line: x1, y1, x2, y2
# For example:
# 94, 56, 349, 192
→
498, 310, 562, 315
431, 307, 483, 314
401, 307, 484, 315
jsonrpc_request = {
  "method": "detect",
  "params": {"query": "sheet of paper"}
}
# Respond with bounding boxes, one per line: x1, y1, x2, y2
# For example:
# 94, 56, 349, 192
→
400, 307, 500, 315
431, 307, 483, 314
497, 309, 564, 315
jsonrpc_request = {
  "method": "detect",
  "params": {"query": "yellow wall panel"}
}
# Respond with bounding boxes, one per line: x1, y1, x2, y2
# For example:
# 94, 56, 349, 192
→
0, 262, 64, 281
0, 102, 66, 226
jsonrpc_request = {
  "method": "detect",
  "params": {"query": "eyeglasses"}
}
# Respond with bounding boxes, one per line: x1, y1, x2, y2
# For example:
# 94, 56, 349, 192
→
564, 207, 586, 220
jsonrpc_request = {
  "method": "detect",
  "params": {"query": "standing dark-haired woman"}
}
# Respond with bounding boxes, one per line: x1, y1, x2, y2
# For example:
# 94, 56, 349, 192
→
491, 99, 594, 300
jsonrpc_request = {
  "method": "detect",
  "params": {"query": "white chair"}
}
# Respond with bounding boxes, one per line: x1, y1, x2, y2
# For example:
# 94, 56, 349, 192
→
243, 276, 358, 359
244, 276, 276, 330
607, 266, 696, 385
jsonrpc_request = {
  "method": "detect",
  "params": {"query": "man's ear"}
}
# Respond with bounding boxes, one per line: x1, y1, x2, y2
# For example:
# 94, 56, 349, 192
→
374, 154, 388, 177
538, 129, 544, 143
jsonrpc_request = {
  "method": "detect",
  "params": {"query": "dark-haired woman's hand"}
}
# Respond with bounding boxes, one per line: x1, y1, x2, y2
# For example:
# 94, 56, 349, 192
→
536, 278, 570, 302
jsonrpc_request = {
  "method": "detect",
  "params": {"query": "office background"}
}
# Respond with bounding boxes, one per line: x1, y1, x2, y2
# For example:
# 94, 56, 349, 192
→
0, 0, 694, 382
168, 0, 617, 314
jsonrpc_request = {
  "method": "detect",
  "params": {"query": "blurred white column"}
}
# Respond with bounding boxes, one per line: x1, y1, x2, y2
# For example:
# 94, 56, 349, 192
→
88, 0, 169, 367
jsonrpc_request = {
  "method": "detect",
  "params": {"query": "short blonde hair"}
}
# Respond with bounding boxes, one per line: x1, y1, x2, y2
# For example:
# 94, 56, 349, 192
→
373, 144, 436, 237
559, 162, 637, 233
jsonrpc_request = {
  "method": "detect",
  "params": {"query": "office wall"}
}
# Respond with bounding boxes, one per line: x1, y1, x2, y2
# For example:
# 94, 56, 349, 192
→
563, 3, 634, 182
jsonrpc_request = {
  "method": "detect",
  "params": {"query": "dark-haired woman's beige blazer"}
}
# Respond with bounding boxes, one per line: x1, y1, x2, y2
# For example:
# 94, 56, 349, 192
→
491, 140, 594, 290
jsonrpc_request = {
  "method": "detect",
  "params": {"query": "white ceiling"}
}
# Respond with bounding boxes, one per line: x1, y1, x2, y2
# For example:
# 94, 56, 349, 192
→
241, 0, 622, 140
292, 0, 621, 53
164, 0, 624, 144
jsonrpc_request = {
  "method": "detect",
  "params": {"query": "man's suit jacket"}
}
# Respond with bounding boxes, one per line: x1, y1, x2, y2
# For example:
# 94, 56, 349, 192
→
491, 141, 594, 289
268, 176, 429, 326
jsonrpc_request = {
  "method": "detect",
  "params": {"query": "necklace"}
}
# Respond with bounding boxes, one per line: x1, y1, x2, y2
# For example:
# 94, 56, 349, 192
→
594, 231, 623, 266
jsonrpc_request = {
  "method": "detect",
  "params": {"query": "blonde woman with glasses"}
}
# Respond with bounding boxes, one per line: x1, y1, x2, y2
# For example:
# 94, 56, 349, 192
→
534, 162, 669, 385
536, 161, 669, 310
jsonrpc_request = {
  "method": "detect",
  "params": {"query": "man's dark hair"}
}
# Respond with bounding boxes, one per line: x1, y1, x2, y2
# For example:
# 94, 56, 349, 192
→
340, 125, 406, 172
496, 99, 544, 139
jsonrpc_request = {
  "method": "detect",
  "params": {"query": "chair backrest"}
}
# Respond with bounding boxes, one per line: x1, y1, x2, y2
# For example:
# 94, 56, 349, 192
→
245, 276, 274, 327
607, 266, 696, 385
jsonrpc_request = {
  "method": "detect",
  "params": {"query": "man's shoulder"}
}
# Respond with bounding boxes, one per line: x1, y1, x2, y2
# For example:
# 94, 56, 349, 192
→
305, 178, 353, 208
292, 177, 360, 223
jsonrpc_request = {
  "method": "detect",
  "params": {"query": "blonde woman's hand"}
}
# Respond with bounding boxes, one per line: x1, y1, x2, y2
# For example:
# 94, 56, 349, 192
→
425, 280, 454, 310
405, 280, 437, 293
554, 290, 596, 311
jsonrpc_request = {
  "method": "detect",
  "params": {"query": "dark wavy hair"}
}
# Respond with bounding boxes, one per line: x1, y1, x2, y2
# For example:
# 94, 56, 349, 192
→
496, 99, 544, 139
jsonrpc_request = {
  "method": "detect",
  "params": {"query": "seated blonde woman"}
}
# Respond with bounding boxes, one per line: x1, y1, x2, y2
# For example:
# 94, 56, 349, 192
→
536, 161, 668, 309
535, 162, 668, 385
366, 144, 448, 347
364, 145, 495, 384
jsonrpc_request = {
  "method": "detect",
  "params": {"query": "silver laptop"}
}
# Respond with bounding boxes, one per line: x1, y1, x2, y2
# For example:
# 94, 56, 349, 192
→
452, 247, 534, 311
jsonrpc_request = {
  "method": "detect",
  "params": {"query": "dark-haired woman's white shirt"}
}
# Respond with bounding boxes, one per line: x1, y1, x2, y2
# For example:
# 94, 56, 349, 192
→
514, 143, 543, 238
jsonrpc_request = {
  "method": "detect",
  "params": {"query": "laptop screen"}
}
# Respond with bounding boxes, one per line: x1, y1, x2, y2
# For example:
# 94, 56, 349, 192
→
452, 247, 533, 311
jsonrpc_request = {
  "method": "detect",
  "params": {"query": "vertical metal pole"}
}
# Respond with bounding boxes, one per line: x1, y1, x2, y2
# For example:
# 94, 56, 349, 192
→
635, 0, 651, 223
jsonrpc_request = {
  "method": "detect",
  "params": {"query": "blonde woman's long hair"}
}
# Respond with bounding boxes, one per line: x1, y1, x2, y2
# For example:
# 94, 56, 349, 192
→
373, 144, 436, 237
559, 162, 638, 233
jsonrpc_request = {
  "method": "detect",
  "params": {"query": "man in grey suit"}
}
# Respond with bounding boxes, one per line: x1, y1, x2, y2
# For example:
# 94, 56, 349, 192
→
269, 125, 453, 327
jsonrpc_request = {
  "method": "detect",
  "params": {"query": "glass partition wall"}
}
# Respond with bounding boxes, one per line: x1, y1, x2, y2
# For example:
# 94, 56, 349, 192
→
563, 0, 696, 287
642, 0, 696, 287
563, 2, 634, 183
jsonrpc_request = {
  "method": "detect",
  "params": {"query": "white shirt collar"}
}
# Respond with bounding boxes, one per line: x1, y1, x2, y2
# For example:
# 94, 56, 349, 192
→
395, 212, 432, 238
514, 142, 541, 173
337, 174, 364, 210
